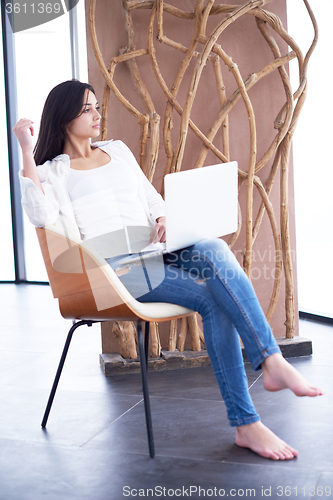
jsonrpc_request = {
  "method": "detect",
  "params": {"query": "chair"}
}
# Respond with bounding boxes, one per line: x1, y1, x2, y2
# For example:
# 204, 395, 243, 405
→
36, 225, 194, 458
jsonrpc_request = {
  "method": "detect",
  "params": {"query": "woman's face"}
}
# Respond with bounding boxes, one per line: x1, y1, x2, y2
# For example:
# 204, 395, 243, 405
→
66, 90, 101, 140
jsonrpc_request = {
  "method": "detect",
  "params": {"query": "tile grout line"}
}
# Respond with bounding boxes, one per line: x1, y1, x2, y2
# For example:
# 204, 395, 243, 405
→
79, 398, 144, 448
248, 372, 263, 390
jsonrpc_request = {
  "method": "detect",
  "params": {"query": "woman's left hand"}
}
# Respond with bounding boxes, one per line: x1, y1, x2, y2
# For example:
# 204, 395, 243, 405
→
150, 216, 166, 243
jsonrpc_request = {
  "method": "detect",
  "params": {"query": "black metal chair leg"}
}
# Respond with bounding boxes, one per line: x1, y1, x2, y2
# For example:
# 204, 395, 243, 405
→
137, 321, 155, 458
144, 321, 150, 369
41, 320, 94, 428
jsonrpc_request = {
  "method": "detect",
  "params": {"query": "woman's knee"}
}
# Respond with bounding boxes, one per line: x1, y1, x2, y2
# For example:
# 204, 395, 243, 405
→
193, 239, 244, 282
193, 238, 231, 263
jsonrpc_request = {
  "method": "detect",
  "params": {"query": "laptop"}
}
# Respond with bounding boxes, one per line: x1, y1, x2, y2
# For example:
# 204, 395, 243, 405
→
119, 161, 238, 264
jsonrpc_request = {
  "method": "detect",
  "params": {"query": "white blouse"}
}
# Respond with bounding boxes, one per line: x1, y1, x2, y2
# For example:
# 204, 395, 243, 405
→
18, 141, 166, 256
68, 158, 151, 235
67, 157, 157, 256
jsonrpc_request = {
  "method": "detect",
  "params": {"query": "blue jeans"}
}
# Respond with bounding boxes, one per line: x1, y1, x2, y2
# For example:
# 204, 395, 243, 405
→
107, 238, 281, 427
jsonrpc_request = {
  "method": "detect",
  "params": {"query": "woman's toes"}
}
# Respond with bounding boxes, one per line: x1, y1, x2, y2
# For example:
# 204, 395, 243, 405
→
235, 422, 298, 461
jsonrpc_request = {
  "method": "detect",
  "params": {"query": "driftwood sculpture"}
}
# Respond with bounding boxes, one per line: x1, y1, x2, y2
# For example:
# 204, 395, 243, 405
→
88, 0, 318, 358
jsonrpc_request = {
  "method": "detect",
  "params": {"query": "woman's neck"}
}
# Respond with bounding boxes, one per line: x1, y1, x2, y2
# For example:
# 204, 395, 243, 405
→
63, 137, 93, 160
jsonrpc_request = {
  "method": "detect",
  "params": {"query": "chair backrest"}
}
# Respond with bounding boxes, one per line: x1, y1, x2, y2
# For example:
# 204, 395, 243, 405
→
36, 226, 141, 321
36, 225, 194, 323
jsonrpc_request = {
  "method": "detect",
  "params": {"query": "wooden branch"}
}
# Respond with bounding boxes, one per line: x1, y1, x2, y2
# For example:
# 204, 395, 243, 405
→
156, 34, 215, 62
112, 321, 138, 358
211, 42, 257, 276
252, 147, 281, 243
254, 18, 294, 173
171, 0, 267, 175
253, 176, 282, 320
139, 117, 149, 170
168, 319, 178, 351
112, 48, 148, 63
280, 86, 308, 337
177, 317, 188, 352
187, 314, 202, 351
150, 322, 162, 358
125, 0, 197, 19
122, 3, 160, 178
90, 0, 318, 345
199, 0, 214, 39
147, 6, 229, 165
156, 0, 163, 40
302, 0, 319, 78
101, 79, 110, 140
194, 51, 296, 170
213, 55, 229, 161
124, 1, 274, 18
89, 0, 144, 122
160, 0, 206, 190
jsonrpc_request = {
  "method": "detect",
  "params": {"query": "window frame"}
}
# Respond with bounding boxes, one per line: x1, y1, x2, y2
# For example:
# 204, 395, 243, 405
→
0, 0, 80, 283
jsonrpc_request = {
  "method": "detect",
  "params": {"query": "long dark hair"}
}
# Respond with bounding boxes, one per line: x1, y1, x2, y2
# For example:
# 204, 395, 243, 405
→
34, 80, 96, 166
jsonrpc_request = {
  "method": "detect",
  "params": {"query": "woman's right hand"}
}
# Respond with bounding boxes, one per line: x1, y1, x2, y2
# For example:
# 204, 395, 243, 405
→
12, 118, 34, 153
12, 119, 44, 193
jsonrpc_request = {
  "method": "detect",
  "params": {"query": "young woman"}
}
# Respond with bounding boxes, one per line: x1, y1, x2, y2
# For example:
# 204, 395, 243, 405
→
13, 80, 323, 461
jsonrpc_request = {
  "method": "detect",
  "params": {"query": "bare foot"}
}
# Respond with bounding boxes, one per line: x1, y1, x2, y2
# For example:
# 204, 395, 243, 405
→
235, 421, 298, 460
262, 353, 323, 397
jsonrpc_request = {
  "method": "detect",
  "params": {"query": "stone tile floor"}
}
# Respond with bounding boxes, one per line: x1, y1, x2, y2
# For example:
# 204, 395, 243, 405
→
0, 283, 332, 500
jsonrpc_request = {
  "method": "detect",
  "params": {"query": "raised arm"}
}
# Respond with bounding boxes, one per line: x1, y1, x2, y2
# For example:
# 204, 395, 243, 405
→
12, 119, 44, 193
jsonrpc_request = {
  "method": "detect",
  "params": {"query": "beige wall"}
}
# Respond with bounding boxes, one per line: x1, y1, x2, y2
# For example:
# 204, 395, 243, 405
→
85, 0, 299, 349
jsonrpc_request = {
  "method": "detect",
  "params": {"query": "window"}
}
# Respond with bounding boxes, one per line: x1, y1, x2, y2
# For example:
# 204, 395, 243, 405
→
3, 0, 88, 282
287, 0, 333, 318
0, 25, 15, 281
